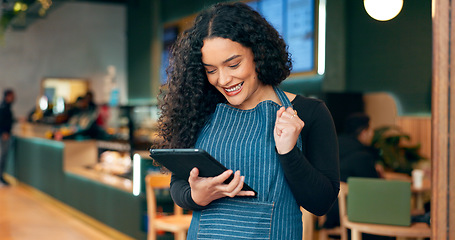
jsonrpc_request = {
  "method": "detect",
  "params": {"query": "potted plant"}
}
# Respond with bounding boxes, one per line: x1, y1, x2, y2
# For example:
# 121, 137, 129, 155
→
371, 126, 427, 175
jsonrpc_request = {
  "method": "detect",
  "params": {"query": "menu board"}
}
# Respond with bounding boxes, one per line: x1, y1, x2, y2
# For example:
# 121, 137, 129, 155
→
248, 0, 316, 73
161, 27, 179, 84
260, 0, 284, 35
286, 0, 315, 72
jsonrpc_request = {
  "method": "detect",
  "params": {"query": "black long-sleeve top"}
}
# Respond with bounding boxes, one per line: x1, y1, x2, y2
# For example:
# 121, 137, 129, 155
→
170, 95, 340, 216
338, 134, 380, 182
0, 102, 14, 135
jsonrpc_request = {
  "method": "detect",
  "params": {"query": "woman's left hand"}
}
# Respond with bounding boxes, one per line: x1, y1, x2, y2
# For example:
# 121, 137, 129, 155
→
274, 107, 305, 155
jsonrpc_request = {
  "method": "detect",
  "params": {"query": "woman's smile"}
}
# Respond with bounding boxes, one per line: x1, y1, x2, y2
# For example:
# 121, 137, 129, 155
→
224, 82, 244, 96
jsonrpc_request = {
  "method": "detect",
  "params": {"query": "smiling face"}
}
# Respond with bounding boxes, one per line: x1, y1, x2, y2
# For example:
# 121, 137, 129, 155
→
201, 37, 274, 110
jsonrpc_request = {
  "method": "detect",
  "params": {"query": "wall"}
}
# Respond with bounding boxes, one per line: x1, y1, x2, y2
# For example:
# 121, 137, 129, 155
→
322, 0, 346, 92
345, 0, 432, 115
0, 2, 127, 117
126, 0, 157, 104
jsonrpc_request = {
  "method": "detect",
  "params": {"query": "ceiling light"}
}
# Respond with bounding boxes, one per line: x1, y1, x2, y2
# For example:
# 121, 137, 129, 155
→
364, 0, 403, 21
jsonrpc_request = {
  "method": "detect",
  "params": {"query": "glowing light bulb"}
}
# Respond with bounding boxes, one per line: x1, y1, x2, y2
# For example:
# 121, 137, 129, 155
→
54, 97, 65, 114
39, 96, 48, 111
364, 0, 403, 21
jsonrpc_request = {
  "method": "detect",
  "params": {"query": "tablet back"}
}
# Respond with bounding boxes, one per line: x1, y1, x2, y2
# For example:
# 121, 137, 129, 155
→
149, 148, 226, 180
149, 148, 257, 195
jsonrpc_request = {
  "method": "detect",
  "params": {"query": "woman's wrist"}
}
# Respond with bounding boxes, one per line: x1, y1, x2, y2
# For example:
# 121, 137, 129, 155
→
276, 145, 298, 156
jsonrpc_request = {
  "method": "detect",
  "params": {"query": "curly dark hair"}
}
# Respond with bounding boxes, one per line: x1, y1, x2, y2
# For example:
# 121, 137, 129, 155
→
155, 2, 292, 149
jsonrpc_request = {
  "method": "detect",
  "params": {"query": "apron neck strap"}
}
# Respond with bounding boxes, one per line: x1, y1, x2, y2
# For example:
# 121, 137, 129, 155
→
274, 86, 292, 108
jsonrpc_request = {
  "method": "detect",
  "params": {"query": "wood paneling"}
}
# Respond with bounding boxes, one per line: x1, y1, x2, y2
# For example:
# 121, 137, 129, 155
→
396, 117, 432, 160
431, 0, 455, 238
451, 0, 455, 236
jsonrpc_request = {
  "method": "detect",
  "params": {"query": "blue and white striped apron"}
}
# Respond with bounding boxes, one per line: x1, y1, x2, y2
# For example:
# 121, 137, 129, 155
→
187, 87, 303, 240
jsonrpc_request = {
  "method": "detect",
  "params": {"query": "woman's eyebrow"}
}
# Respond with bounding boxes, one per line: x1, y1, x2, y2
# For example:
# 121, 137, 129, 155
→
202, 55, 241, 66
222, 55, 241, 64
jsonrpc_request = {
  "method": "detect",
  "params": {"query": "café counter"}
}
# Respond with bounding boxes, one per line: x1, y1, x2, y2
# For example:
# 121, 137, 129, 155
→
6, 124, 169, 240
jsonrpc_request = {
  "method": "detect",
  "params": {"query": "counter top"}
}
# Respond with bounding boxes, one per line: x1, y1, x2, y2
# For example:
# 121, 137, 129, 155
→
66, 167, 133, 192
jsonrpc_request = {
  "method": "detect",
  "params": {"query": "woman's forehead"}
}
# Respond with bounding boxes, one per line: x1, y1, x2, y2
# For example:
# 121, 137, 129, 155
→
201, 37, 252, 63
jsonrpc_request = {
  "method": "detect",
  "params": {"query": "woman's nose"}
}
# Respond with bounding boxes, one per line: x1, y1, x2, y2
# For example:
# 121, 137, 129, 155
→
218, 69, 232, 86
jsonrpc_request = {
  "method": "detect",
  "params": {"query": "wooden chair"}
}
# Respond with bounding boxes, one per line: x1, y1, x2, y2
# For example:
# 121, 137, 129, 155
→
338, 182, 431, 240
301, 206, 342, 240
317, 214, 342, 240
145, 173, 192, 240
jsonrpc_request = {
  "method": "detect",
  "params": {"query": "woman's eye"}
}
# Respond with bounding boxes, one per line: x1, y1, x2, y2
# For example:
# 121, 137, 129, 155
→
229, 62, 240, 68
206, 69, 216, 74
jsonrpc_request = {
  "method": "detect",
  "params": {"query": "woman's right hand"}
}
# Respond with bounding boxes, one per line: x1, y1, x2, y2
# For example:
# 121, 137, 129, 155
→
188, 167, 255, 206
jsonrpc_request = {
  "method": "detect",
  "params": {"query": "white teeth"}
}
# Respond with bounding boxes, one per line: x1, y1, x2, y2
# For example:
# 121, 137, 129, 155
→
225, 82, 243, 92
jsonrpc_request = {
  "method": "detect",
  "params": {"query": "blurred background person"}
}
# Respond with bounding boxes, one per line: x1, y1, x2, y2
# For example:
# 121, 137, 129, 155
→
84, 91, 97, 112
59, 91, 110, 140
322, 113, 387, 240
0, 89, 15, 186
65, 96, 86, 121
338, 113, 383, 181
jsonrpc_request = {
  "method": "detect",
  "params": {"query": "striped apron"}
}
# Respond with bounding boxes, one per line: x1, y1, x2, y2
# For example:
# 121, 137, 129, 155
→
187, 87, 303, 240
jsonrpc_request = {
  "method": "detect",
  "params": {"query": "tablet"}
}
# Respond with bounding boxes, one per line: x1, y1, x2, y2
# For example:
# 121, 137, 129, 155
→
149, 148, 257, 197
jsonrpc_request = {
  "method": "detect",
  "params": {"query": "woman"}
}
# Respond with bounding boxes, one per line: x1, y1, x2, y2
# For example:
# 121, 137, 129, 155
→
156, 2, 339, 239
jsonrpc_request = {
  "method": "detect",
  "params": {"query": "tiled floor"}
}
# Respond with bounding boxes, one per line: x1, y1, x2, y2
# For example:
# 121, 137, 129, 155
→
0, 184, 117, 240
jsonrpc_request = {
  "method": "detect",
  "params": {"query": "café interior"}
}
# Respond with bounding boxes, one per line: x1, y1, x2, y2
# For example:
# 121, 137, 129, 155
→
0, 0, 453, 239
